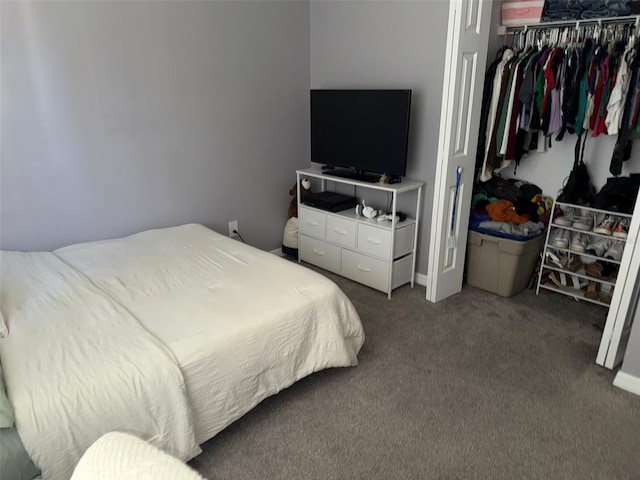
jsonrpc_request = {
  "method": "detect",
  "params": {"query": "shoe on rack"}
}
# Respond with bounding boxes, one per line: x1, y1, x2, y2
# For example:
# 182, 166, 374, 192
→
600, 286, 614, 305
545, 250, 566, 268
586, 237, 613, 257
572, 209, 595, 231
612, 217, 630, 239
567, 256, 583, 272
550, 229, 570, 249
604, 240, 625, 261
554, 207, 574, 227
593, 214, 617, 235
585, 281, 600, 300
585, 260, 617, 280
570, 232, 590, 253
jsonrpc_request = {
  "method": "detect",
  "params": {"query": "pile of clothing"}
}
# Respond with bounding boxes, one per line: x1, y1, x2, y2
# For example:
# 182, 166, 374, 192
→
471, 177, 551, 240
542, 0, 631, 22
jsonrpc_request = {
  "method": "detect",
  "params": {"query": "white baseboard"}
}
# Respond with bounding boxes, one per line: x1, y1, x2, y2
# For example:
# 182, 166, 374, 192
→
613, 371, 640, 397
414, 272, 428, 287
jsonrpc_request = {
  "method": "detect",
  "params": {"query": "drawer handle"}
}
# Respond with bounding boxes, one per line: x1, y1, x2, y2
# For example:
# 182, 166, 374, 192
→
306, 220, 319, 226
357, 264, 372, 272
367, 237, 381, 245
312, 248, 325, 256
334, 228, 347, 235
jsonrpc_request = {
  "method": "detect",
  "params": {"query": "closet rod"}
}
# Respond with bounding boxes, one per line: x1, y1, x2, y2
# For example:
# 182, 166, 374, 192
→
499, 15, 640, 35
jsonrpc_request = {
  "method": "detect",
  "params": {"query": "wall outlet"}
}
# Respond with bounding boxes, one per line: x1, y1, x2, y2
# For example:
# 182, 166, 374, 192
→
228, 220, 238, 237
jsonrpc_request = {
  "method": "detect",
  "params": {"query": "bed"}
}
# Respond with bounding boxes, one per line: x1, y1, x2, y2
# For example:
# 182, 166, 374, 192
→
0, 224, 365, 480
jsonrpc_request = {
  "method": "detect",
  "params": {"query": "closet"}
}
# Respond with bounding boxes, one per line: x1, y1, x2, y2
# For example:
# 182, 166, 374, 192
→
496, 16, 640, 369
427, 0, 639, 371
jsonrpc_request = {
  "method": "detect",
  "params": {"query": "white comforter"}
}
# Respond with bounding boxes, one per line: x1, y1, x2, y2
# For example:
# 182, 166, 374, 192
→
0, 224, 364, 479
0, 252, 201, 480
55, 224, 365, 444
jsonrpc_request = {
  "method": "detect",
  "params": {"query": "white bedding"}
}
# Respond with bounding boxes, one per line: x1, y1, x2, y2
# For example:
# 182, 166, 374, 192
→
71, 432, 205, 480
0, 251, 200, 480
55, 224, 365, 443
0, 224, 364, 478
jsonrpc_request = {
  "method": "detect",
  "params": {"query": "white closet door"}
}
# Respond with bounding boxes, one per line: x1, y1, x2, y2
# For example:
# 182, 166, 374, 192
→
426, 0, 493, 302
597, 189, 640, 369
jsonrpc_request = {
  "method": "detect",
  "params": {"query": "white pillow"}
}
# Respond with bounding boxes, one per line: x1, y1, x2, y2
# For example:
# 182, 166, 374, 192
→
71, 432, 206, 480
0, 310, 7, 338
282, 217, 299, 248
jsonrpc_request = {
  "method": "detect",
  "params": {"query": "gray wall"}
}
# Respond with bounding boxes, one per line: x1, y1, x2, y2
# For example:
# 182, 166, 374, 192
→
1, 1, 310, 251
310, 0, 449, 276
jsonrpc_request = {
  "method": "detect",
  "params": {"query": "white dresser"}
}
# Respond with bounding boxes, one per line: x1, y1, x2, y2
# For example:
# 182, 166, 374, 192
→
296, 168, 423, 298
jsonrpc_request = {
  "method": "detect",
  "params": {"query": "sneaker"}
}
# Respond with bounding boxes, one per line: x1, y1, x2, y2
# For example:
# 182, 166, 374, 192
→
550, 229, 570, 249
604, 241, 625, 261
593, 214, 617, 235
554, 207, 574, 227
586, 237, 613, 257
572, 209, 595, 231
612, 217, 630, 239
570, 232, 589, 253
545, 250, 564, 268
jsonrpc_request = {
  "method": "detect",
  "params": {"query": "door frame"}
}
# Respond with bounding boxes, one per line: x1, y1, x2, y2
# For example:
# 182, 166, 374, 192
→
597, 189, 640, 369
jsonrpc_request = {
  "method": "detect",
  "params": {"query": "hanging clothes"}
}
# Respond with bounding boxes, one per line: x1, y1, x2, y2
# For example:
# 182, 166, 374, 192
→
479, 49, 515, 181
611, 40, 640, 175
606, 43, 631, 135
475, 21, 640, 182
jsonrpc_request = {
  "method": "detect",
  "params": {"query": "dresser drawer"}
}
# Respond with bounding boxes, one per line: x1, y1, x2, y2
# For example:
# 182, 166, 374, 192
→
357, 224, 392, 259
299, 235, 341, 273
394, 223, 416, 258
326, 215, 356, 249
299, 207, 326, 239
341, 250, 390, 292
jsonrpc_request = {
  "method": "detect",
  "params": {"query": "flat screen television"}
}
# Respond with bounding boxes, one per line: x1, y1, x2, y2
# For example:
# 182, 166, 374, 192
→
310, 89, 412, 182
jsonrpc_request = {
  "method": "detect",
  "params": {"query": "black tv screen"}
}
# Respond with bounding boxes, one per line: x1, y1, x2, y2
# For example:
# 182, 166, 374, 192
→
311, 89, 412, 179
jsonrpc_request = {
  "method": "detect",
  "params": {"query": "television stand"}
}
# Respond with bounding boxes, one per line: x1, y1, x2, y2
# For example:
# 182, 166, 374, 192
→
296, 167, 423, 299
323, 168, 381, 184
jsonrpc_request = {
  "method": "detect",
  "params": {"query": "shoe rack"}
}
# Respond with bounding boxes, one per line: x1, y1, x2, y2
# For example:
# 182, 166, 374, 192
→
536, 200, 633, 307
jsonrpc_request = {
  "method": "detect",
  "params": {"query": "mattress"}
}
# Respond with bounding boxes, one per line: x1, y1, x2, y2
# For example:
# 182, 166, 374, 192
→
54, 224, 365, 444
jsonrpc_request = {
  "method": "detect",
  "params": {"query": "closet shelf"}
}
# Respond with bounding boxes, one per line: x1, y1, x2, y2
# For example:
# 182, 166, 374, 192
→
544, 245, 623, 265
538, 283, 611, 307
542, 263, 617, 287
498, 14, 640, 35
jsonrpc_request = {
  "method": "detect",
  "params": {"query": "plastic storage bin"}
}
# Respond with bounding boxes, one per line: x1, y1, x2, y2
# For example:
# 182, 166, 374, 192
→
465, 230, 544, 297
501, 0, 544, 27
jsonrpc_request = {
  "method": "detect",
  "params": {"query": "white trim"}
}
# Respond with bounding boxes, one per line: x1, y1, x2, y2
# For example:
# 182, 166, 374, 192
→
596, 188, 640, 368
613, 371, 640, 397
414, 272, 428, 287
426, 0, 460, 302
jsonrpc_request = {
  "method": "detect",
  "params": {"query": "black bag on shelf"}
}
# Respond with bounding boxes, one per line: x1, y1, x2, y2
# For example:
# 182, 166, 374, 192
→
557, 133, 595, 205
591, 175, 640, 214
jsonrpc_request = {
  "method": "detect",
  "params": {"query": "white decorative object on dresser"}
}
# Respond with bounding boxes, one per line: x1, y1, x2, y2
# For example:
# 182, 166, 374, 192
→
296, 167, 423, 298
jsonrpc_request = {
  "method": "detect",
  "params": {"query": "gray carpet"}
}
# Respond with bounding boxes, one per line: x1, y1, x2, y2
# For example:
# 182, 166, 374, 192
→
189, 268, 640, 480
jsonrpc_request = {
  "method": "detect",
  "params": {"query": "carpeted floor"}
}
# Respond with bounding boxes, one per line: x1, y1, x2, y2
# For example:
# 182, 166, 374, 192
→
189, 267, 640, 480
